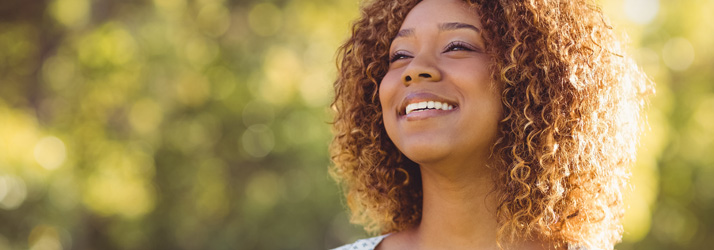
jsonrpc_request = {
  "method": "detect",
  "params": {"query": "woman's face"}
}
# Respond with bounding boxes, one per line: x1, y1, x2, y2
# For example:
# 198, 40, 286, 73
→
380, 0, 502, 167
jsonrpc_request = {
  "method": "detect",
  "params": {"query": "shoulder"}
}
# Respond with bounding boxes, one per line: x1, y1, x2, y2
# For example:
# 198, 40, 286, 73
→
331, 235, 389, 250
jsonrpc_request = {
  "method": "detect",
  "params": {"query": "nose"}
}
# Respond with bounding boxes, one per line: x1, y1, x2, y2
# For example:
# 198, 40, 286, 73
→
401, 53, 442, 85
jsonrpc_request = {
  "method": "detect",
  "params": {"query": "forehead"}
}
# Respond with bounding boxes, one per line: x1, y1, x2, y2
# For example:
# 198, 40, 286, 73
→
400, 0, 481, 29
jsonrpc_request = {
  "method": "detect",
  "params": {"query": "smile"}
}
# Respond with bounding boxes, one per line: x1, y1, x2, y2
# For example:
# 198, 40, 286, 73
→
405, 101, 454, 115
397, 92, 459, 119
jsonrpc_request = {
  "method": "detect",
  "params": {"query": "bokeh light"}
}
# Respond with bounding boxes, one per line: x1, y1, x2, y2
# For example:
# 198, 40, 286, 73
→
241, 124, 275, 158
28, 225, 63, 250
662, 37, 695, 71
624, 0, 659, 24
49, 0, 89, 28
0, 175, 27, 210
248, 3, 283, 37
33, 136, 67, 170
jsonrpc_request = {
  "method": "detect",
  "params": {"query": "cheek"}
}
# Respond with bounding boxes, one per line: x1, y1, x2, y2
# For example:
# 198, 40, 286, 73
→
379, 73, 401, 143
478, 82, 503, 123
378, 72, 401, 114
459, 63, 496, 101
454, 61, 502, 128
480, 84, 504, 136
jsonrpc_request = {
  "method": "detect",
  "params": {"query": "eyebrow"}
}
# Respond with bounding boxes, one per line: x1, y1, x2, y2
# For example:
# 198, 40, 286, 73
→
394, 22, 481, 39
439, 22, 481, 33
395, 29, 414, 38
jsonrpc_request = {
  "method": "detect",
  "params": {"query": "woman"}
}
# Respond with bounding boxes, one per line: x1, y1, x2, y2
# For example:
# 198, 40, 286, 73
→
330, 0, 651, 249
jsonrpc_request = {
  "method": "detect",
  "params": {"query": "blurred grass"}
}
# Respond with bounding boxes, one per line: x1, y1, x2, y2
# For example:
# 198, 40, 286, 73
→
0, 0, 711, 249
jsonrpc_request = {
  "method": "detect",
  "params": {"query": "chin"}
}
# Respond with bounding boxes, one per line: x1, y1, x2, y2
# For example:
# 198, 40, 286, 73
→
397, 140, 452, 165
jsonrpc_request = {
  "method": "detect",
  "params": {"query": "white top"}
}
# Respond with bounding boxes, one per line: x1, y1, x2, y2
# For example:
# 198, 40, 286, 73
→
332, 234, 588, 250
332, 235, 389, 250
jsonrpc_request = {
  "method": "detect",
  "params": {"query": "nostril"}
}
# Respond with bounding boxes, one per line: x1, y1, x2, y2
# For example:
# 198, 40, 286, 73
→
419, 73, 431, 78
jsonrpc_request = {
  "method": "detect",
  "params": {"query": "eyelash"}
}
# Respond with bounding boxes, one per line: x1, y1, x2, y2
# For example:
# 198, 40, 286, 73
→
443, 41, 477, 52
389, 51, 410, 63
389, 41, 479, 63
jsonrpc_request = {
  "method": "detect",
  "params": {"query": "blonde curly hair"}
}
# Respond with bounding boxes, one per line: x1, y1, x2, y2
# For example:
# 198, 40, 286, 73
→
329, 0, 651, 249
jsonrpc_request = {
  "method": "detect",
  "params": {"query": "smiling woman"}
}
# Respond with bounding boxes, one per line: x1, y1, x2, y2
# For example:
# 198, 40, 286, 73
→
329, 0, 651, 250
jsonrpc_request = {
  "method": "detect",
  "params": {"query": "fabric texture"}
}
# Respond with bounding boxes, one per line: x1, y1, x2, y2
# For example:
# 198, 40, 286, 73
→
331, 235, 389, 250
331, 234, 588, 250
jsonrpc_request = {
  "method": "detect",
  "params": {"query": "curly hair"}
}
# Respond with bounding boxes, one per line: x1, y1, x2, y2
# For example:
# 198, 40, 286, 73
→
329, 0, 652, 249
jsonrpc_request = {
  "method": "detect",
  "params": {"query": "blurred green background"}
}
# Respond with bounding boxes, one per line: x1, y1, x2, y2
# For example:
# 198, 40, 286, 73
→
0, 0, 711, 249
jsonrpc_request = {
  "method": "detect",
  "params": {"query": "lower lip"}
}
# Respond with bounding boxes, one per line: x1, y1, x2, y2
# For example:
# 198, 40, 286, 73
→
401, 108, 457, 121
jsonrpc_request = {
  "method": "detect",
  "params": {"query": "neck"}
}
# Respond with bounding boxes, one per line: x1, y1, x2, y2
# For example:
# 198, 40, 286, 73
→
414, 160, 501, 249
403, 159, 556, 250
378, 157, 558, 250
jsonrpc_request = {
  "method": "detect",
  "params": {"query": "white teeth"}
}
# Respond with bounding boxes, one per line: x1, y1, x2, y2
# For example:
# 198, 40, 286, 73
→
405, 101, 455, 115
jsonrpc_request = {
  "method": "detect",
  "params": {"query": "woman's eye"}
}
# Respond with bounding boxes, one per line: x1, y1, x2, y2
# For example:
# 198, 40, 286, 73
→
444, 41, 477, 52
390, 52, 411, 63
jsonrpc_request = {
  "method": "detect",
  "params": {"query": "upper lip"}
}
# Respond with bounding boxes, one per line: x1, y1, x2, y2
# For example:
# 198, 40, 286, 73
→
398, 92, 459, 116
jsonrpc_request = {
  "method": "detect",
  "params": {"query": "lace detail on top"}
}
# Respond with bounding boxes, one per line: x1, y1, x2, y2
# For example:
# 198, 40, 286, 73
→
331, 235, 389, 250
331, 234, 588, 250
